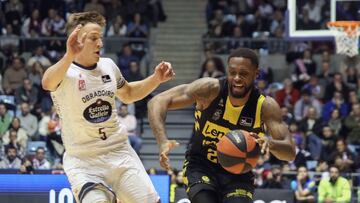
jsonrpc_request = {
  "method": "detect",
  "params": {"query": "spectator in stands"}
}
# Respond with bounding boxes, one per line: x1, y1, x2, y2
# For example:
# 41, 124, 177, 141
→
117, 44, 139, 72
0, 145, 21, 169
290, 122, 304, 149
254, 153, 271, 187
41, 8, 57, 36
4, 0, 23, 35
344, 66, 358, 89
0, 103, 13, 137
106, 15, 127, 37
331, 139, 355, 173
292, 49, 317, 89
275, 78, 300, 108
27, 46, 52, 69
302, 75, 322, 100
0, 24, 20, 54
348, 90, 359, 109
317, 61, 334, 88
38, 106, 58, 139
21, 9, 41, 38
48, 10, 66, 36
3, 129, 25, 158
47, 34, 65, 63
15, 78, 39, 109
28, 61, 44, 88
344, 103, 360, 145
2, 117, 28, 152
45, 118, 64, 159
318, 165, 351, 203
32, 147, 51, 170
270, 9, 284, 37
127, 13, 149, 38
291, 166, 316, 203
19, 157, 34, 174
118, 104, 142, 154
199, 58, 225, 78
227, 26, 245, 52
319, 126, 337, 163
262, 165, 290, 189
294, 89, 322, 122
18, 102, 38, 139
3, 56, 28, 95
327, 109, 342, 136
124, 61, 144, 82
83, 0, 105, 16
105, 0, 127, 23
314, 160, 330, 185
127, 13, 149, 56
324, 72, 350, 103
148, 0, 167, 27
302, 0, 323, 26
322, 91, 349, 122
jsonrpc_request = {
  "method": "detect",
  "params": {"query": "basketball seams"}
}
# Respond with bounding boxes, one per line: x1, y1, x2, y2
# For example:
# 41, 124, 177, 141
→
217, 136, 247, 158
227, 130, 248, 153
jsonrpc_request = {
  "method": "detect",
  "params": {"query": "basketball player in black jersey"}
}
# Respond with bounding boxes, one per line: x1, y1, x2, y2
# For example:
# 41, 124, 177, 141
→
148, 48, 296, 203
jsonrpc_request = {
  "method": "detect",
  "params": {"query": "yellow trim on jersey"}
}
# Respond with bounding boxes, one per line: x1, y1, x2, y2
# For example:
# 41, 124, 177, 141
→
223, 96, 244, 125
254, 95, 265, 129
194, 110, 202, 131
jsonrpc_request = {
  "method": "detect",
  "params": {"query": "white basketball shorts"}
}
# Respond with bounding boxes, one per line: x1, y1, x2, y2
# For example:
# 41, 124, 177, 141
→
63, 141, 159, 203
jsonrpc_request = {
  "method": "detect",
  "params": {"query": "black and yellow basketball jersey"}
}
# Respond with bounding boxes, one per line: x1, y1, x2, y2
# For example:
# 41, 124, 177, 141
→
187, 77, 266, 164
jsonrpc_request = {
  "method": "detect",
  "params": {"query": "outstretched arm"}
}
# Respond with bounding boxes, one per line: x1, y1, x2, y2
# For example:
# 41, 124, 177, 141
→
148, 77, 219, 169
262, 97, 296, 161
116, 62, 174, 104
42, 25, 86, 91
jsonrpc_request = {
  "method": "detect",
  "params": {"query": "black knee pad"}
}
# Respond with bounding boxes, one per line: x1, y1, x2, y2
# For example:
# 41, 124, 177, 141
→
191, 190, 219, 203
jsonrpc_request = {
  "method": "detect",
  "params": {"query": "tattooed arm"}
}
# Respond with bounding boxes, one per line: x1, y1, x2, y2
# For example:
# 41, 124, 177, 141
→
147, 77, 220, 170
260, 97, 296, 161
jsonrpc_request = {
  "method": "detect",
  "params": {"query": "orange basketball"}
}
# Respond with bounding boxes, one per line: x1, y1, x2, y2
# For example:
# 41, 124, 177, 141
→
216, 130, 260, 174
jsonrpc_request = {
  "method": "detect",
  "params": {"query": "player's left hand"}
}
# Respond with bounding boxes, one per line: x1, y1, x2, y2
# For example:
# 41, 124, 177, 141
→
153, 61, 175, 83
249, 132, 270, 154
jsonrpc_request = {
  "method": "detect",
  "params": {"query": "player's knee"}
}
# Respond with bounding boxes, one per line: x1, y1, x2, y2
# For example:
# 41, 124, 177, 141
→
82, 189, 111, 203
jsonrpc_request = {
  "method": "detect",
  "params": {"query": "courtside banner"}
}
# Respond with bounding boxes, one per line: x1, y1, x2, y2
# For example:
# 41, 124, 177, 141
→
172, 187, 294, 203
0, 174, 169, 203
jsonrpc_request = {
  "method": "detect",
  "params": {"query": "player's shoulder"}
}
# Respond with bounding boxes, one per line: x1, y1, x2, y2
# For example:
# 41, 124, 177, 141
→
261, 96, 282, 119
191, 77, 220, 90
188, 77, 220, 101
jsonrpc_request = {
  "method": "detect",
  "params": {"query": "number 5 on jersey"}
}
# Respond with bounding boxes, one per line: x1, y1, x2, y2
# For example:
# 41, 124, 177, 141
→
99, 127, 107, 140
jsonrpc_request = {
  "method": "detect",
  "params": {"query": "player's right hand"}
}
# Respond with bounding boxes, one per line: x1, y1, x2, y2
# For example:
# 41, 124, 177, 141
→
66, 24, 87, 59
159, 140, 180, 170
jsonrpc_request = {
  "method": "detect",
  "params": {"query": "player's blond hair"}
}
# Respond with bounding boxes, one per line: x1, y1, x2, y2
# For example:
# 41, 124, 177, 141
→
66, 11, 106, 35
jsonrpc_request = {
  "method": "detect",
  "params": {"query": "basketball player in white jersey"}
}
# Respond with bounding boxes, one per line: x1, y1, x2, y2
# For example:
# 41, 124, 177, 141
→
42, 11, 174, 203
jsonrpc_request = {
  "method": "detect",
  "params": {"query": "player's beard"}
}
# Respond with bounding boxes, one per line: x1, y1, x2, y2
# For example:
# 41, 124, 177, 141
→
229, 83, 254, 98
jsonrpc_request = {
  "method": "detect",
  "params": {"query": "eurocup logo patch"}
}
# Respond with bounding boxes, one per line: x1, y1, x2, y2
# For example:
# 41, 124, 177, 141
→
83, 99, 112, 123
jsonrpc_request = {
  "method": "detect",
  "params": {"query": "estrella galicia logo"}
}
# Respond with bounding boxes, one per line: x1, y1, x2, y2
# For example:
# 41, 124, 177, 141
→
83, 99, 112, 123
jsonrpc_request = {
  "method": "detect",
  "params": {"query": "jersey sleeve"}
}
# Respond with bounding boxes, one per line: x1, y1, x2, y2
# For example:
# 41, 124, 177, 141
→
108, 58, 126, 89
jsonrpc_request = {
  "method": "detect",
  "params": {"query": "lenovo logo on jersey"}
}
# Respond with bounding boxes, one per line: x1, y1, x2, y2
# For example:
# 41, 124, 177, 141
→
102, 75, 111, 83
202, 121, 230, 139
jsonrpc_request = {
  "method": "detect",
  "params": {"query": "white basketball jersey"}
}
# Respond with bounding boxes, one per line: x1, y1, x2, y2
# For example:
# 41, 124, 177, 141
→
51, 58, 128, 156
